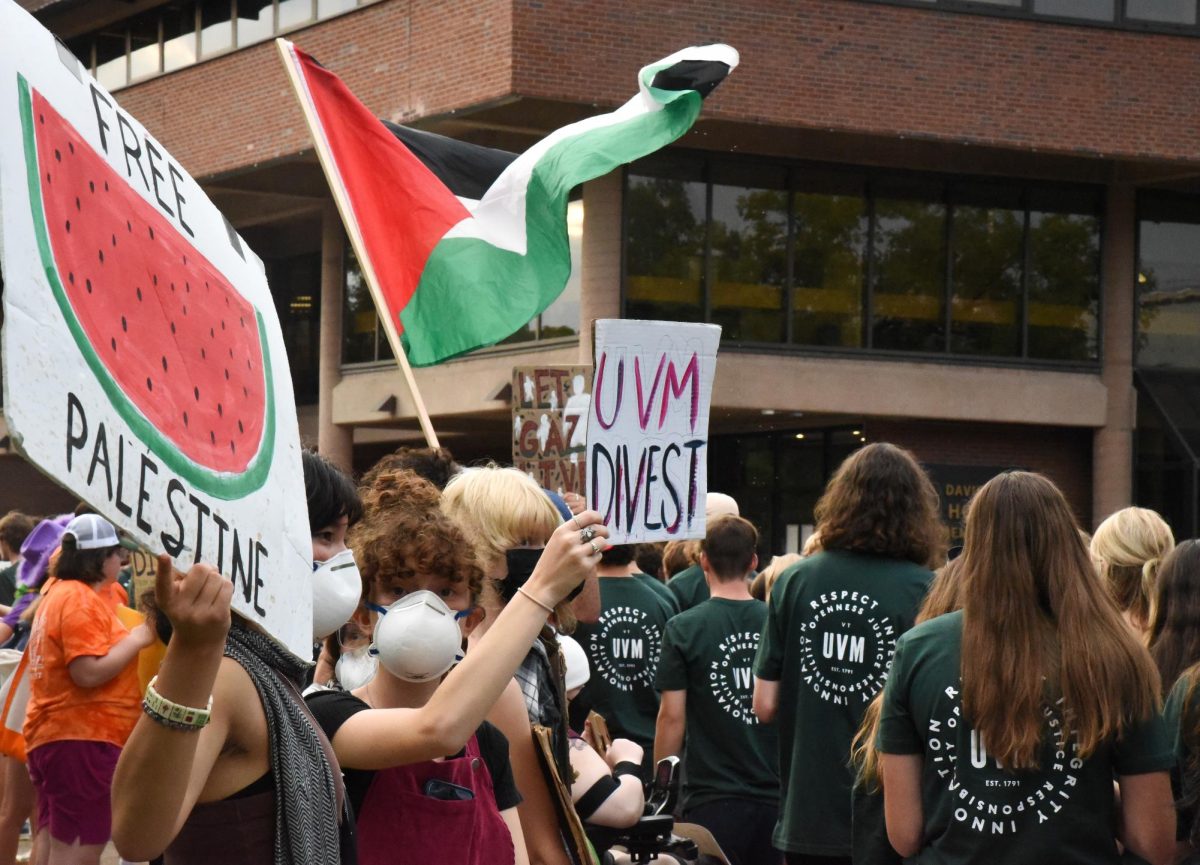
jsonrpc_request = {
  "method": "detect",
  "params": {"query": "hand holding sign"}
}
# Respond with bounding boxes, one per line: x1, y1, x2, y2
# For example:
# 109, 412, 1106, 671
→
586, 320, 721, 544
154, 554, 232, 650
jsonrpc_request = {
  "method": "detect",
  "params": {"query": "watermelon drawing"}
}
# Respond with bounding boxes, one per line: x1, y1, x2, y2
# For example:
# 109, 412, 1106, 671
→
17, 74, 274, 499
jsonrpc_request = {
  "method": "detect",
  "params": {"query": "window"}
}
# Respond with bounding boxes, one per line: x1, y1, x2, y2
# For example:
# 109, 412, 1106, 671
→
862, 0, 1200, 34
268, 254, 321, 403
624, 154, 1101, 364
625, 154, 705, 323
1137, 194, 1200, 369
66, 0, 370, 90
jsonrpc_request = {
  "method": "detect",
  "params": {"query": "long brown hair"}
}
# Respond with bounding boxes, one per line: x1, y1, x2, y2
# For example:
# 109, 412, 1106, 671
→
814, 443, 945, 568
1148, 540, 1200, 693
959, 472, 1160, 769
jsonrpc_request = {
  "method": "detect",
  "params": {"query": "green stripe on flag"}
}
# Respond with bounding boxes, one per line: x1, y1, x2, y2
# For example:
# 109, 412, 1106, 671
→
399, 83, 704, 367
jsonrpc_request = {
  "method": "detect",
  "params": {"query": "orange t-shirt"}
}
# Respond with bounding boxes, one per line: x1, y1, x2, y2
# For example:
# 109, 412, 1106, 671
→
23, 579, 141, 751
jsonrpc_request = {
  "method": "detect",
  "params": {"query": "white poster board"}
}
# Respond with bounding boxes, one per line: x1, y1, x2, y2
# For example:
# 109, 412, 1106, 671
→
0, 3, 313, 657
586, 319, 721, 544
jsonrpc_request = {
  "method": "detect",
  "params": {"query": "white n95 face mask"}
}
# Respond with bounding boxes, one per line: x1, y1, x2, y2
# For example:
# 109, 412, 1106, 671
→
367, 590, 467, 683
311, 549, 363, 642
335, 645, 378, 691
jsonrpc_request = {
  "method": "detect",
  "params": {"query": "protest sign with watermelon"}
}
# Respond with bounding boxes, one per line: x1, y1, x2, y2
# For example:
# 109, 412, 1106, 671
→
0, 1, 313, 657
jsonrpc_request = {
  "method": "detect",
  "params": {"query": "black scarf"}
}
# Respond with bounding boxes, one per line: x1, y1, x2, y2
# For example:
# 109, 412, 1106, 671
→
224, 619, 341, 865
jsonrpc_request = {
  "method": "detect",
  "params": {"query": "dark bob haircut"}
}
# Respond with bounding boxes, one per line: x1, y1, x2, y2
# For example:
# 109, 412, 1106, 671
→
303, 450, 363, 534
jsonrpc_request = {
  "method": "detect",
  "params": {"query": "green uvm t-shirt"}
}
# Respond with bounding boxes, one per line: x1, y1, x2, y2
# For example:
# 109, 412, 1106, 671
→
635, 572, 680, 617
752, 549, 931, 856
655, 597, 779, 812
879, 610, 1174, 865
666, 564, 709, 613
574, 576, 676, 751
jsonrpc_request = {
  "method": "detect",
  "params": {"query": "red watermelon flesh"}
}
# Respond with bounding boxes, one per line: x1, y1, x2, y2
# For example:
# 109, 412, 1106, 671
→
33, 89, 266, 474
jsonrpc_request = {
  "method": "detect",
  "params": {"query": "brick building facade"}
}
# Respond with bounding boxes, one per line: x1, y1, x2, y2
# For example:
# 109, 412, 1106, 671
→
6, 0, 1200, 551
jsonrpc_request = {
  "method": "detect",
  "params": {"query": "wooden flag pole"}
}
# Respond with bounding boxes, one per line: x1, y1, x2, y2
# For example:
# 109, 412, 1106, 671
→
276, 38, 440, 449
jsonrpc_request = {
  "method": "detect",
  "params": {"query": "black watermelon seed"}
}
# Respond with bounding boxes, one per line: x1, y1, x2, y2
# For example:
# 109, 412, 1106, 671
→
161, 356, 167, 372
246, 359, 251, 370
210, 431, 215, 444
121, 316, 127, 332
110, 337, 116, 351
67, 272, 74, 285
183, 411, 189, 427
64, 219, 70, 233
194, 386, 200, 401
243, 386, 248, 397
209, 327, 214, 339
146, 377, 152, 392
74, 196, 80, 211
111, 234, 116, 247
185, 283, 191, 294
224, 369, 229, 381
170, 322, 176, 334
148, 226, 154, 240
85, 278, 92, 294
97, 248, 103, 264
183, 255, 188, 266
38, 113, 43, 124
68, 141, 74, 154
224, 296, 230, 307
238, 420, 244, 433
182, 305, 188, 316
45, 172, 51, 184
228, 348, 233, 359
88, 180, 94, 193
240, 317, 245, 328
53, 149, 60, 162
104, 181, 109, 191
153, 275, 159, 286
221, 320, 225, 331
230, 441, 235, 453
201, 348, 206, 360
126, 220, 132, 233
136, 287, 142, 301
217, 404, 223, 417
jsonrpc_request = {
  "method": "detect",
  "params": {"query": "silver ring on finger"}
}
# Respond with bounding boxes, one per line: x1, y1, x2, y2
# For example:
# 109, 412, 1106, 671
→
571, 516, 582, 530
580, 526, 597, 543
590, 539, 602, 555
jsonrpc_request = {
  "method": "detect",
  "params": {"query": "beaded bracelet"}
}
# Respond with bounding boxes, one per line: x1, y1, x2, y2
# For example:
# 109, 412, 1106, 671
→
142, 676, 213, 731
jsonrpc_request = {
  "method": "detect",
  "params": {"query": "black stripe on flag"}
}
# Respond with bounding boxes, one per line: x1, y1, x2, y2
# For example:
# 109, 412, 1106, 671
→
650, 59, 732, 99
382, 121, 517, 201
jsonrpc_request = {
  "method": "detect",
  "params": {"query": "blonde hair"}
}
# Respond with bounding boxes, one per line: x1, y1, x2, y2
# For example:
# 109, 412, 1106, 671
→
750, 554, 801, 603
441, 465, 573, 630
442, 466, 561, 570
1091, 507, 1175, 632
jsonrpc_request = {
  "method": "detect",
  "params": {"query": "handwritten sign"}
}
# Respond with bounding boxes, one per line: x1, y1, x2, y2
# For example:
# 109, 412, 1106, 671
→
512, 365, 591, 496
586, 320, 721, 544
0, 4, 312, 657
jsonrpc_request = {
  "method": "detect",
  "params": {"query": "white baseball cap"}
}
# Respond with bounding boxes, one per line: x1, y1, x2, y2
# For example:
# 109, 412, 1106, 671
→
63, 514, 119, 550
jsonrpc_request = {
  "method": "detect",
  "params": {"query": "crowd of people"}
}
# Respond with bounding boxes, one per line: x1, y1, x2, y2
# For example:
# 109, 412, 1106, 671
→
0, 441, 1198, 865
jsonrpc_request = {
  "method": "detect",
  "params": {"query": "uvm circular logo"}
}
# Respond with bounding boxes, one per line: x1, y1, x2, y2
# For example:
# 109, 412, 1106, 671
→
798, 589, 895, 705
709, 630, 761, 725
587, 604, 661, 692
925, 685, 1078, 836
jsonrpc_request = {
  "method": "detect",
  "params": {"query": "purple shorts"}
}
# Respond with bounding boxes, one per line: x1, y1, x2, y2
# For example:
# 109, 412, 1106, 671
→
27, 740, 120, 846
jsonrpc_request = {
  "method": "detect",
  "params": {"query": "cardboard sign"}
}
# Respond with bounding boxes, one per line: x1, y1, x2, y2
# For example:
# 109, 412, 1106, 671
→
512, 365, 591, 496
586, 320, 721, 544
0, 3, 313, 657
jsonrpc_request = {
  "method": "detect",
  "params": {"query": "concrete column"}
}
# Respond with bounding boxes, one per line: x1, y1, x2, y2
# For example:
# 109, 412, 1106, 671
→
318, 204, 354, 471
1092, 184, 1136, 528
579, 171, 623, 364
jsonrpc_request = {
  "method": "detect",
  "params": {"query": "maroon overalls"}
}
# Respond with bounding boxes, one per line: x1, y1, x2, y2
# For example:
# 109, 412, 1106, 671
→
356, 733, 515, 865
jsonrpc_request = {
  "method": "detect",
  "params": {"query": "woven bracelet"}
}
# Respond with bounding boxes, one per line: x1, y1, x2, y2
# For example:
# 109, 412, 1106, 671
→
142, 676, 212, 731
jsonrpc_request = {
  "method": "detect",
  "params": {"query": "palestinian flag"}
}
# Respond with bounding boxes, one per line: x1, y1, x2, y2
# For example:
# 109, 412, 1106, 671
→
279, 39, 738, 367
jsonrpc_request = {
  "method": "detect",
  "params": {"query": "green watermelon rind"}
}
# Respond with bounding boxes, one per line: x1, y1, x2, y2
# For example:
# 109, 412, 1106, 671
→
17, 73, 276, 501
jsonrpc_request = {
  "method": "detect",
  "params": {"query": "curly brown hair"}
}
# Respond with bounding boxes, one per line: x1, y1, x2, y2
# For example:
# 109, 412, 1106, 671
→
352, 469, 484, 605
814, 442, 945, 567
